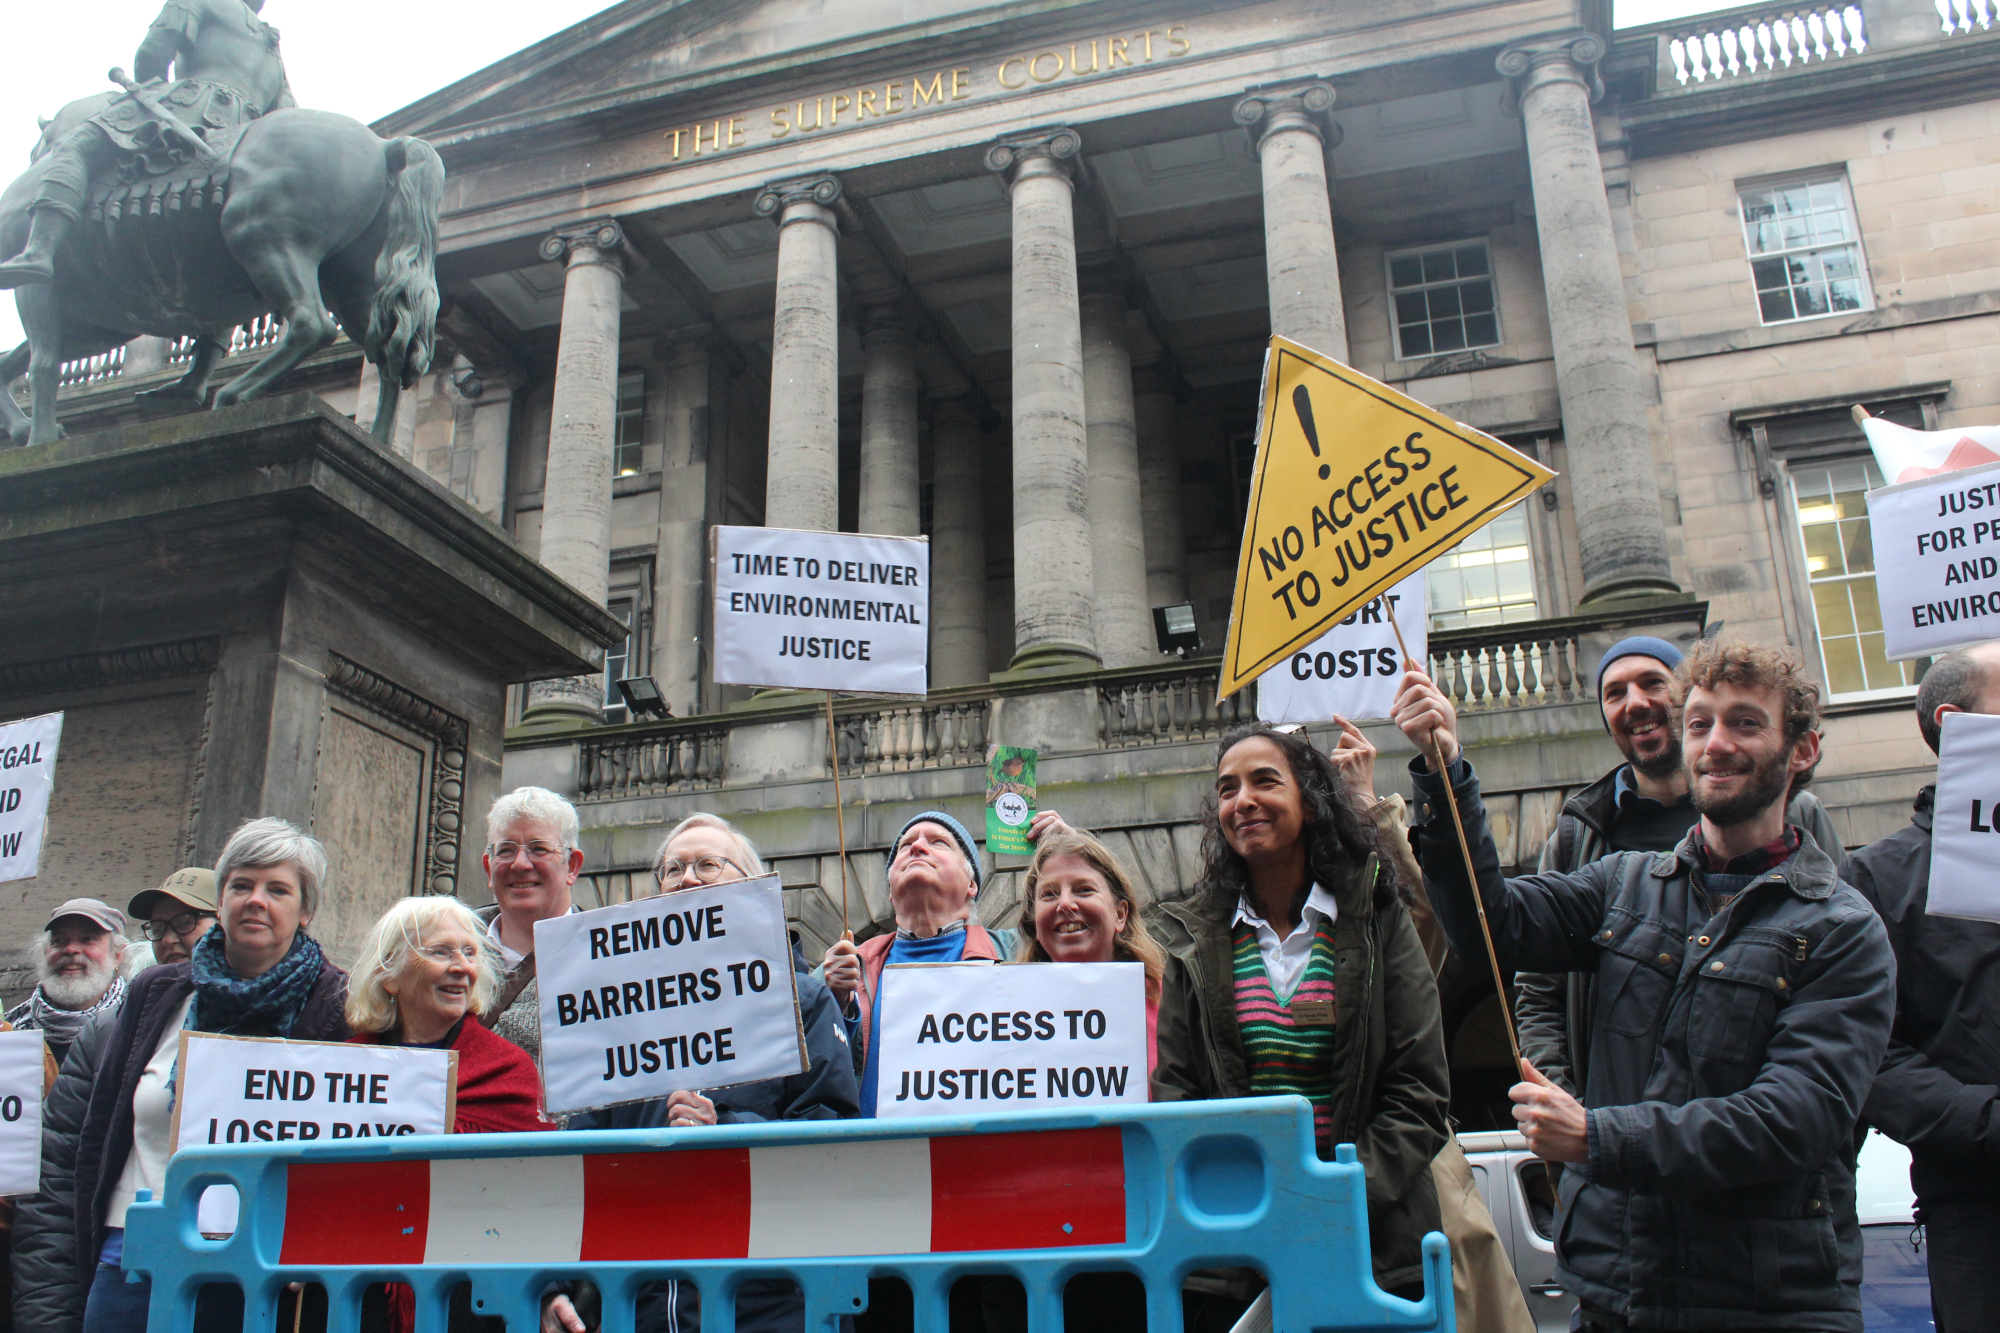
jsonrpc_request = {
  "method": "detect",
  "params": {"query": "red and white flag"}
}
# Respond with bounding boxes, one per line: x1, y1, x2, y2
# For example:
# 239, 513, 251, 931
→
1863, 416, 2000, 486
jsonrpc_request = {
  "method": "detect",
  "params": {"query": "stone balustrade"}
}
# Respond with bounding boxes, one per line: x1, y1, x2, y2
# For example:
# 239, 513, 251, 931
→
1659, 3, 1867, 85
576, 719, 730, 800
57, 345, 126, 389
1099, 664, 1259, 748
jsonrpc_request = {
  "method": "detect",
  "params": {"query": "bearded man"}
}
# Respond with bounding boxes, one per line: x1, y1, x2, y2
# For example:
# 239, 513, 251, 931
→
1513, 636, 1842, 1097
5, 901, 131, 1065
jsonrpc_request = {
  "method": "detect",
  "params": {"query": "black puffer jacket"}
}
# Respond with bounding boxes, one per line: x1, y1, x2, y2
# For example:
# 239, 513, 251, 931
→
1415, 759, 1895, 1331
11, 1008, 118, 1333
1840, 785, 2000, 1207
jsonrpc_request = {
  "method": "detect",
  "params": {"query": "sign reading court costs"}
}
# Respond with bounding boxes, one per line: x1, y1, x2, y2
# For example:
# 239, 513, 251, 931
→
873, 961, 1148, 1119
712, 525, 930, 695
169, 1033, 455, 1149
1259, 575, 1426, 725
535, 875, 805, 1115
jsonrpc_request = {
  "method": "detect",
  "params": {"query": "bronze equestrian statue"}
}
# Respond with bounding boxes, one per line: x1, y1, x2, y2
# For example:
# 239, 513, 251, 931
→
0, 0, 444, 447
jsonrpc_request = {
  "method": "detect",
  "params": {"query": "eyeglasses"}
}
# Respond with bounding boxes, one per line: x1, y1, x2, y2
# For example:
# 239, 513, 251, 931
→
658, 855, 743, 886
141, 911, 215, 941
413, 943, 483, 965
487, 841, 568, 862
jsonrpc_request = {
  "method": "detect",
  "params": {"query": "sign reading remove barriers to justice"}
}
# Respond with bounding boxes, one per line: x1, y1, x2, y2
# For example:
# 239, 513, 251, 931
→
873, 962, 1148, 1119
169, 1032, 455, 1149
712, 526, 930, 695
0, 1032, 45, 1195
535, 875, 805, 1115
1220, 337, 1554, 699
1866, 458, 2000, 660
0, 712, 63, 884
1926, 711, 2000, 923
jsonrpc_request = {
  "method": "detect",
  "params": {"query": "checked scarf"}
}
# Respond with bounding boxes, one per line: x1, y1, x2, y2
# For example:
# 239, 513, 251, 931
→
4, 974, 127, 1048
186, 926, 326, 1037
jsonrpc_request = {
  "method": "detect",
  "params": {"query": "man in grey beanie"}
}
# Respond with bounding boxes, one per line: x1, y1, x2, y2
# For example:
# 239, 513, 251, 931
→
1516, 636, 1842, 1096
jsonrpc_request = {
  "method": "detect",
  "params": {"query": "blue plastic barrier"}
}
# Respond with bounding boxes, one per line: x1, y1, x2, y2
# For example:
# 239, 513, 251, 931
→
123, 1096, 1454, 1333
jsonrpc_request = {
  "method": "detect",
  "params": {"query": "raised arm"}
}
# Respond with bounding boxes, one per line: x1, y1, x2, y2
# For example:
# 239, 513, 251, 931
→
134, 0, 199, 83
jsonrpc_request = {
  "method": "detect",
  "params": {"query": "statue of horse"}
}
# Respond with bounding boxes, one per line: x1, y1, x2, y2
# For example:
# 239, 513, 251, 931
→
0, 89, 443, 448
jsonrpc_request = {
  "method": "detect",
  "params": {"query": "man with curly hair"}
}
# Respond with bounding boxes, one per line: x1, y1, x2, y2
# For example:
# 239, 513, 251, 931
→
1396, 639, 1894, 1332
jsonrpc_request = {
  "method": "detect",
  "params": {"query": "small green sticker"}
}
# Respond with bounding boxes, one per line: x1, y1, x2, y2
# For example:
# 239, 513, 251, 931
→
985, 745, 1038, 856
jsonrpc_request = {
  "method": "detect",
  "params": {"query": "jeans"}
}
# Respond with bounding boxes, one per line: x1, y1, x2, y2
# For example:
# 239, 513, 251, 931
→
1921, 1196, 2000, 1333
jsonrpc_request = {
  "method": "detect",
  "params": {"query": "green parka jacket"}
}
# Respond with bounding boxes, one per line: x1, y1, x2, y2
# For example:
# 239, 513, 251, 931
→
1151, 853, 1450, 1293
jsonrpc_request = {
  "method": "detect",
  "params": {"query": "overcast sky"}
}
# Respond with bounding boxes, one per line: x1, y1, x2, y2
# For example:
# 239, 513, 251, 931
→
0, 0, 1734, 353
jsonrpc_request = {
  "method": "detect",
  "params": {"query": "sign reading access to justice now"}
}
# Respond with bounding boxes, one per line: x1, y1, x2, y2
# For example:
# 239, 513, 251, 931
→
1926, 711, 2000, 923
1259, 574, 1427, 725
0, 1032, 45, 1195
1866, 459, 2000, 660
535, 875, 806, 1115
168, 1032, 456, 1149
873, 962, 1147, 1119
0, 712, 63, 884
712, 525, 930, 696
1219, 338, 1555, 699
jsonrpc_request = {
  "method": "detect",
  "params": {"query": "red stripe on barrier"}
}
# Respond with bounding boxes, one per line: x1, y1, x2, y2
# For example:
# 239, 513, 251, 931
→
580, 1149, 752, 1261
280, 1160, 431, 1266
928, 1127, 1126, 1252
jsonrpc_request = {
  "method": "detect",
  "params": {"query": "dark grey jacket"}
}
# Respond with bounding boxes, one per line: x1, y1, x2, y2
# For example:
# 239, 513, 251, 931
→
11, 1008, 118, 1333
1840, 785, 2000, 1207
1517, 770, 1844, 1097
1415, 758, 1894, 1331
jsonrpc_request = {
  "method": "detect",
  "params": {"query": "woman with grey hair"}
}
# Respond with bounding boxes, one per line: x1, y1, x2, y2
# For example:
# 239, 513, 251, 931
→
68, 817, 350, 1332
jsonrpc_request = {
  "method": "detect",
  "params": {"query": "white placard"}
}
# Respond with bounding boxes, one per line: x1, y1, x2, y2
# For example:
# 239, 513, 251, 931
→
170, 1032, 455, 1150
873, 962, 1148, 1120
0, 712, 62, 884
0, 1032, 46, 1195
1865, 460, 2000, 660
1258, 575, 1426, 724
535, 876, 806, 1115
712, 525, 930, 695
1926, 712, 2000, 922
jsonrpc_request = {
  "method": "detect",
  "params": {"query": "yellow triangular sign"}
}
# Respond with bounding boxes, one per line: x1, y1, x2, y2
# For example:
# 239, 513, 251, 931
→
1219, 336, 1557, 700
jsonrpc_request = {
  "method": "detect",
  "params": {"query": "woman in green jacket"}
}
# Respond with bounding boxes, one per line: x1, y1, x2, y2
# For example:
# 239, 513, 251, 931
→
1153, 721, 1450, 1299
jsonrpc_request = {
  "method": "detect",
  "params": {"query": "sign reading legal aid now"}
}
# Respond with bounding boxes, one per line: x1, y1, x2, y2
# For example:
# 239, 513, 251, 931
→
712, 525, 930, 696
535, 875, 806, 1115
873, 962, 1148, 1119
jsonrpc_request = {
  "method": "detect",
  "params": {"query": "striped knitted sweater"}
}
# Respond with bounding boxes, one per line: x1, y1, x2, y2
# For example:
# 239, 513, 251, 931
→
1232, 918, 1340, 1153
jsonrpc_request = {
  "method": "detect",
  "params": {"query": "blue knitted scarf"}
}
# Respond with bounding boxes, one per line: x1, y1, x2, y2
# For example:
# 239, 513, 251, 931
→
187, 927, 325, 1037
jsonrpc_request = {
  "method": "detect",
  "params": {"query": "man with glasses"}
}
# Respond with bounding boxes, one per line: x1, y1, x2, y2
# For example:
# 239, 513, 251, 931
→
474, 786, 585, 1063
126, 867, 218, 967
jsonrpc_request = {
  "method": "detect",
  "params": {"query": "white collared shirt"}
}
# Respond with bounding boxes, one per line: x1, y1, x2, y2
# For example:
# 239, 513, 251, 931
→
486, 902, 580, 968
1234, 884, 1340, 1003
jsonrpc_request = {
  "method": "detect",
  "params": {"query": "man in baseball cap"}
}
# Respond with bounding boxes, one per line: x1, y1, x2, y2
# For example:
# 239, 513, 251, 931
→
4, 899, 131, 1064
127, 867, 218, 967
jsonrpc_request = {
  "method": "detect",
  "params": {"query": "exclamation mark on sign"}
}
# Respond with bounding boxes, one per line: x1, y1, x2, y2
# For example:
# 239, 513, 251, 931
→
1294, 385, 1330, 480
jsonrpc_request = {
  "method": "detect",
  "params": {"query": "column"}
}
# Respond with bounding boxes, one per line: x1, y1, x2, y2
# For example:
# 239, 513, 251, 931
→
1133, 364, 1188, 610
523, 218, 626, 725
1234, 82, 1348, 361
1079, 286, 1152, 667
1498, 34, 1677, 602
654, 335, 730, 717
753, 174, 842, 532
986, 129, 1097, 673
857, 308, 921, 536
929, 396, 990, 687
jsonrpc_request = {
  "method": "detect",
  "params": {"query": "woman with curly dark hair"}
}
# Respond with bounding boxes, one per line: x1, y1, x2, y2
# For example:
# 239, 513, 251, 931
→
1153, 720, 1451, 1300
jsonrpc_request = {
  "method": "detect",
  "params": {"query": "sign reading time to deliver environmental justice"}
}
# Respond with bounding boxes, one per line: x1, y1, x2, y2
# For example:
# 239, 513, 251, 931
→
169, 1032, 456, 1149
0, 1032, 46, 1195
712, 526, 930, 695
1866, 458, 2000, 660
535, 875, 805, 1115
873, 961, 1148, 1119
1926, 711, 2000, 923
0, 712, 63, 884
1260, 574, 1426, 725
1220, 337, 1554, 700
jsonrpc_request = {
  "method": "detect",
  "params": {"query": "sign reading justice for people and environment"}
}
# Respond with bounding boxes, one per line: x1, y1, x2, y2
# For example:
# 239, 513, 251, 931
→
872, 962, 1148, 1119
712, 525, 931, 696
170, 1032, 456, 1150
1865, 458, 2000, 661
1220, 337, 1554, 700
0, 1032, 45, 1196
0, 712, 63, 884
1925, 711, 2000, 924
1259, 575, 1427, 725
535, 875, 805, 1115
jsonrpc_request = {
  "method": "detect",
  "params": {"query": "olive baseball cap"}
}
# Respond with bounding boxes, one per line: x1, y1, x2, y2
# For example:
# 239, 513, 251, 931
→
128, 867, 218, 920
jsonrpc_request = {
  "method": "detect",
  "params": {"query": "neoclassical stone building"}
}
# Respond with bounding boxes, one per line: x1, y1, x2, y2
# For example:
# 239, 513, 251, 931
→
26, 0, 2000, 1105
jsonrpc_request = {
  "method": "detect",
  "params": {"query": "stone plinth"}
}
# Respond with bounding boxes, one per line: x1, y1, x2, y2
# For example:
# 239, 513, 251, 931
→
0, 395, 625, 982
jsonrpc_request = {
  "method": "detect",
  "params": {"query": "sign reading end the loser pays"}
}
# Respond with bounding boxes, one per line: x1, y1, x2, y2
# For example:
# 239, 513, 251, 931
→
1928, 711, 2000, 923
169, 1033, 455, 1148
873, 962, 1147, 1119
535, 875, 805, 1115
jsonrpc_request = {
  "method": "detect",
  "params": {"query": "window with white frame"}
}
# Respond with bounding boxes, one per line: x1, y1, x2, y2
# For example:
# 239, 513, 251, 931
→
1388, 241, 1500, 360
601, 599, 634, 716
1789, 458, 1925, 696
1425, 504, 1538, 631
1739, 175, 1870, 326
613, 372, 645, 477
